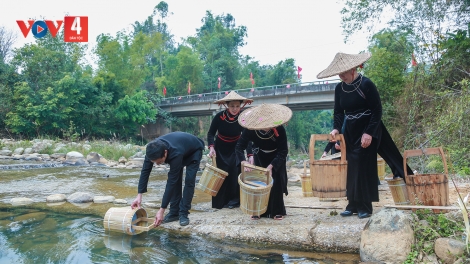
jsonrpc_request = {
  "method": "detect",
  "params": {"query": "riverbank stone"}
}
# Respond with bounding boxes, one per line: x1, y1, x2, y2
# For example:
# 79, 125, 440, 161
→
0, 149, 12, 156
10, 197, 34, 206
94, 195, 115, 203
67, 192, 93, 203
46, 194, 66, 203
360, 208, 414, 263
434, 238, 466, 264
114, 199, 127, 205
65, 151, 88, 165
13, 148, 24, 155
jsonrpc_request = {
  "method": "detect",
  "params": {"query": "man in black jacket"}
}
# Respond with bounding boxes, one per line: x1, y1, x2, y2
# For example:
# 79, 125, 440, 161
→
131, 132, 204, 226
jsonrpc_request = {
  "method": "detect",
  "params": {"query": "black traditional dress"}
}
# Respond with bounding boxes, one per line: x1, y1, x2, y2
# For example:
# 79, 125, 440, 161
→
235, 126, 288, 218
207, 110, 252, 209
333, 75, 382, 214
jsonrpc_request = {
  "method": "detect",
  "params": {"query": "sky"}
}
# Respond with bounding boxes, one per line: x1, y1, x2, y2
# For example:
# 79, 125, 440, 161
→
0, 0, 372, 82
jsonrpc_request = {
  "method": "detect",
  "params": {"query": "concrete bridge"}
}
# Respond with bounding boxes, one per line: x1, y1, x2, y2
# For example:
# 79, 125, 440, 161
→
142, 80, 339, 139
157, 80, 339, 117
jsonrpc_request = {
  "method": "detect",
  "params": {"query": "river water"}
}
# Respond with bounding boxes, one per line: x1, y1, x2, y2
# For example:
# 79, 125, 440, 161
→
0, 164, 359, 263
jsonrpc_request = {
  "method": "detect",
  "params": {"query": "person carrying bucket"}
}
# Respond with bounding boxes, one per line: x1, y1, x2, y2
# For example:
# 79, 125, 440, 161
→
131, 132, 204, 226
235, 104, 292, 220
316, 52, 414, 219
207, 91, 254, 209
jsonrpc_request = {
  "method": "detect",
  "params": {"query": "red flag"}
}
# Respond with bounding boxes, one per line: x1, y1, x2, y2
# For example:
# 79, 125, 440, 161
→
188, 81, 191, 94
411, 53, 417, 66
251, 78, 255, 85
297, 66, 302, 79
163, 86, 167, 96
218, 77, 221, 89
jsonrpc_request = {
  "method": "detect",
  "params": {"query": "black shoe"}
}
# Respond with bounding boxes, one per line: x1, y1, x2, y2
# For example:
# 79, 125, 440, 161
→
358, 212, 371, 219
340, 210, 354, 217
179, 215, 190, 226
162, 214, 179, 224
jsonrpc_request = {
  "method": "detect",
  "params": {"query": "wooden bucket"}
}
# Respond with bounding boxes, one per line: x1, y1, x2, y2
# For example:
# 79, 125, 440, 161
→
196, 156, 228, 196
300, 160, 313, 197
385, 176, 410, 205
377, 157, 386, 181
103, 207, 155, 235
309, 134, 347, 199
238, 163, 273, 216
404, 147, 449, 213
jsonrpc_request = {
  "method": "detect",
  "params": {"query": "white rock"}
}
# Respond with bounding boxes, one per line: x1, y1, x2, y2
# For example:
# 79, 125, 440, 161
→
10, 197, 34, 206
67, 192, 93, 203
114, 199, 128, 204
46, 194, 66, 203
13, 148, 24, 155
23, 148, 33, 154
93, 195, 115, 203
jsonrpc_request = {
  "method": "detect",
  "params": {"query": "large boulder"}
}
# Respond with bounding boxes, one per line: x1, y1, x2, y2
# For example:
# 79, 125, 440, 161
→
67, 192, 93, 203
434, 238, 466, 264
309, 221, 365, 252
13, 148, 24, 155
360, 208, 414, 263
32, 140, 53, 153
0, 149, 12, 156
86, 152, 101, 163
23, 148, 33, 154
65, 151, 88, 166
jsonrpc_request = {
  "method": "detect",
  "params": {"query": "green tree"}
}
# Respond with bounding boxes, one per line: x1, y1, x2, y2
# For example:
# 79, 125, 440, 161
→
114, 91, 158, 135
188, 11, 247, 92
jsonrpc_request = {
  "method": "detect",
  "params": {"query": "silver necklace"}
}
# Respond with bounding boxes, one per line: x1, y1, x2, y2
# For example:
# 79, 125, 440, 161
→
341, 74, 362, 93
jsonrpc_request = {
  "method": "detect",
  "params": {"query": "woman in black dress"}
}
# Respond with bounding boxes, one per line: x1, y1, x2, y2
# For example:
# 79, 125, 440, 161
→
317, 52, 413, 219
207, 91, 253, 209
235, 104, 292, 220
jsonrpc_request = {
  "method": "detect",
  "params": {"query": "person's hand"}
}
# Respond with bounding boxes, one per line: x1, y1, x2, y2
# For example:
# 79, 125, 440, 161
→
265, 164, 273, 178
321, 151, 328, 158
248, 156, 254, 165
330, 129, 339, 141
335, 143, 341, 150
154, 208, 165, 227
209, 146, 216, 158
361, 133, 372, 148
131, 193, 142, 209
241, 161, 252, 172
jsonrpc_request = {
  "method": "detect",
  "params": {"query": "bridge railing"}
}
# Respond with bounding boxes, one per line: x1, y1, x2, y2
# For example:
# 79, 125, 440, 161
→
158, 79, 340, 106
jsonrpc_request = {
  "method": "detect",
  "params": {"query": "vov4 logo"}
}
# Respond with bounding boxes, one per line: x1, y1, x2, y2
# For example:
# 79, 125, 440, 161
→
16, 16, 88, 42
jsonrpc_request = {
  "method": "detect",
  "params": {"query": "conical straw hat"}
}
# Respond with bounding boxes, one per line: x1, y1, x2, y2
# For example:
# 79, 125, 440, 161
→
316, 52, 371, 79
238, 104, 292, 130
214, 91, 253, 104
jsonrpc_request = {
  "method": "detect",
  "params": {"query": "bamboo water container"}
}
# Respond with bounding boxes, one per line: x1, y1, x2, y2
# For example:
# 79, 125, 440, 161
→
404, 147, 449, 213
385, 176, 410, 205
238, 163, 273, 216
196, 156, 228, 196
103, 207, 155, 235
309, 134, 347, 199
300, 160, 313, 197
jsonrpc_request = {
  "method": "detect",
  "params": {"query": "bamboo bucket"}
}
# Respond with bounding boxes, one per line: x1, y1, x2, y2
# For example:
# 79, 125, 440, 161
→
300, 160, 313, 197
309, 134, 347, 199
404, 147, 449, 213
103, 207, 155, 235
377, 157, 386, 181
385, 176, 410, 205
238, 163, 273, 216
196, 156, 228, 196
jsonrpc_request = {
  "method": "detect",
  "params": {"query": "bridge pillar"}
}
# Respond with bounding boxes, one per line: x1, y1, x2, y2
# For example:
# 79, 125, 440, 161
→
139, 118, 171, 140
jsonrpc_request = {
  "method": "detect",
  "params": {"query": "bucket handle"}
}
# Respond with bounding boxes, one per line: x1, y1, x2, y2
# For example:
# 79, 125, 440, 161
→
241, 162, 269, 184
309, 134, 346, 163
211, 155, 217, 168
131, 217, 156, 232
403, 147, 448, 179
303, 159, 309, 175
